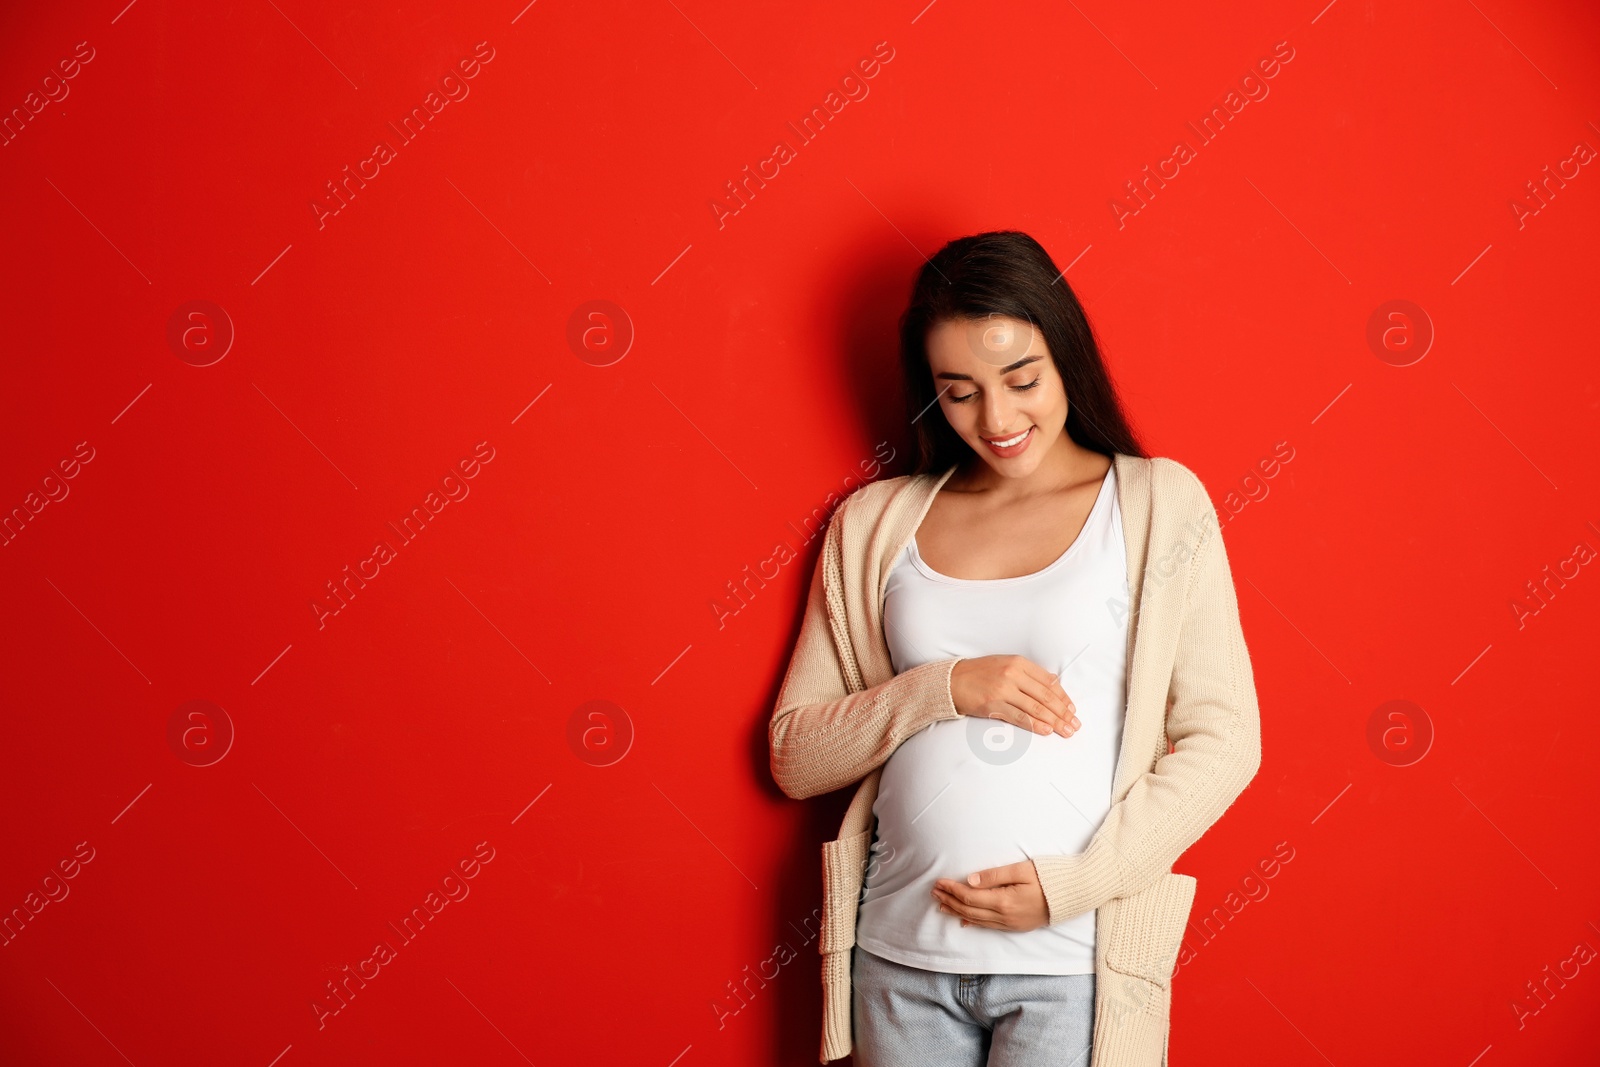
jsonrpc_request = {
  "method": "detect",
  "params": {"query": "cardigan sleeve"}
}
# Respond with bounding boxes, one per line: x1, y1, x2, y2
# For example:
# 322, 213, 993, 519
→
1030, 482, 1263, 923
768, 536, 964, 801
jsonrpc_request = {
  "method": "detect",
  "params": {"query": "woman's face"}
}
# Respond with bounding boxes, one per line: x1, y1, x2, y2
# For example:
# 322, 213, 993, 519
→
925, 314, 1068, 479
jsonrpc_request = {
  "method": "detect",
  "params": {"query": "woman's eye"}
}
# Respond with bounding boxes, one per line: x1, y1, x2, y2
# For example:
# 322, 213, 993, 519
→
948, 378, 1041, 404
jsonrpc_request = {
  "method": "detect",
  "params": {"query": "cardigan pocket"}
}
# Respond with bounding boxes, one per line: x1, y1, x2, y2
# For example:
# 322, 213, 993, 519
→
1103, 870, 1197, 988
1092, 872, 1196, 1062
819, 828, 873, 954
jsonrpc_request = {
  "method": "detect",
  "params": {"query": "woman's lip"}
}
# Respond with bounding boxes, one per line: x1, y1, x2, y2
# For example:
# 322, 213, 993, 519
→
982, 426, 1034, 457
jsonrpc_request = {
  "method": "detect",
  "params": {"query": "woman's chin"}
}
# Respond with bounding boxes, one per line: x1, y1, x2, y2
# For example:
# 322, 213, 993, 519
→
973, 446, 1046, 478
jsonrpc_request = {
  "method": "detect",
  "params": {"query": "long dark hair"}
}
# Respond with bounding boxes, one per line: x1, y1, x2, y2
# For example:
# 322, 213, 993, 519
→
899, 230, 1146, 474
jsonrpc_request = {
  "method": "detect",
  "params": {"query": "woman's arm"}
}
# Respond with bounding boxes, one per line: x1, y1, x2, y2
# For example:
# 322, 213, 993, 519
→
769, 541, 964, 801
1030, 483, 1263, 924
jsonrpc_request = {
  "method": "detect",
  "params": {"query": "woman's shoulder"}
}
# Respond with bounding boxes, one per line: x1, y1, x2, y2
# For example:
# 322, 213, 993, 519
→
829, 470, 931, 537
836, 471, 918, 513
1139, 454, 1219, 520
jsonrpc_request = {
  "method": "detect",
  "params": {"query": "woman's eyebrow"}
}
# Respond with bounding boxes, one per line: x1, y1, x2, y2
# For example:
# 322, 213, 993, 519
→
934, 355, 1043, 380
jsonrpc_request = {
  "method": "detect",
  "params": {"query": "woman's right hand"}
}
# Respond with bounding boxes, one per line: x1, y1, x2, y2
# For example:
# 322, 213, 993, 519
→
950, 655, 1081, 738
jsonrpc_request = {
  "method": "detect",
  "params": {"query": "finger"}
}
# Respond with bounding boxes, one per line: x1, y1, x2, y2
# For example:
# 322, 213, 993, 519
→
936, 881, 1006, 909
1030, 659, 1081, 716
1020, 660, 1074, 712
979, 704, 1043, 739
934, 876, 1019, 915
1031, 668, 1079, 724
1013, 680, 1076, 735
1047, 676, 1078, 721
1013, 677, 1067, 725
999, 695, 1069, 737
933, 889, 1006, 925
980, 861, 1038, 886
1033, 675, 1082, 735
940, 862, 1032, 892
937, 900, 1008, 927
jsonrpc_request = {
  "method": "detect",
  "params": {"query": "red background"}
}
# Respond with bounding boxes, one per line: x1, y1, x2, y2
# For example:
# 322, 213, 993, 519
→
3, 1, 1598, 1064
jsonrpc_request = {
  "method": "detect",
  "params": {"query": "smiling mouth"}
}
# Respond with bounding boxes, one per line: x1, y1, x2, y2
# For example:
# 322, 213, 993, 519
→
979, 426, 1035, 457
984, 429, 1030, 448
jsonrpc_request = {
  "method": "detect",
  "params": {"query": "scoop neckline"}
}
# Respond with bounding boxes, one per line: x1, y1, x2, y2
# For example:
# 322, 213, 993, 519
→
907, 464, 1116, 586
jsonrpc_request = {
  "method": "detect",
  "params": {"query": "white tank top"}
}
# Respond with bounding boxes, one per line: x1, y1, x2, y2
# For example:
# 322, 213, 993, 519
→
856, 464, 1129, 975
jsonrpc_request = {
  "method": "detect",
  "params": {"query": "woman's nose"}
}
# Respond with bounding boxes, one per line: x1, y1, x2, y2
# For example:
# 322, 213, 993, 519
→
981, 394, 1013, 431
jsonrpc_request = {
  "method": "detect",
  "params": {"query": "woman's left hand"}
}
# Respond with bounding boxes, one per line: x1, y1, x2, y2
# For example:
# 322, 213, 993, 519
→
932, 860, 1050, 932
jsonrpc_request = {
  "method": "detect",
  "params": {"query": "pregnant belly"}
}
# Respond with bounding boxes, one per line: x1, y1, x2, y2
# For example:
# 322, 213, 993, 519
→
863, 716, 1114, 904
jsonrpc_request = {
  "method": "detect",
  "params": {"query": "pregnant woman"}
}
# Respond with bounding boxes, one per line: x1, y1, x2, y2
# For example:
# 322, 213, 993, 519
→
769, 231, 1262, 1067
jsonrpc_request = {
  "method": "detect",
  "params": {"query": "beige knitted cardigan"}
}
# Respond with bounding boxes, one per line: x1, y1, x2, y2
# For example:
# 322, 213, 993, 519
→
769, 453, 1262, 1066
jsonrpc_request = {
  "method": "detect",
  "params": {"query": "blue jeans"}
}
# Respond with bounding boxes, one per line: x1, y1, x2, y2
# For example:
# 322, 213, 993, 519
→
851, 945, 1095, 1067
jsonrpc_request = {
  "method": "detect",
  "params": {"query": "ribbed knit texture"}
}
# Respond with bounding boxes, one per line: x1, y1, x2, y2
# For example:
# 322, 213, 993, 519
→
769, 454, 1262, 1066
